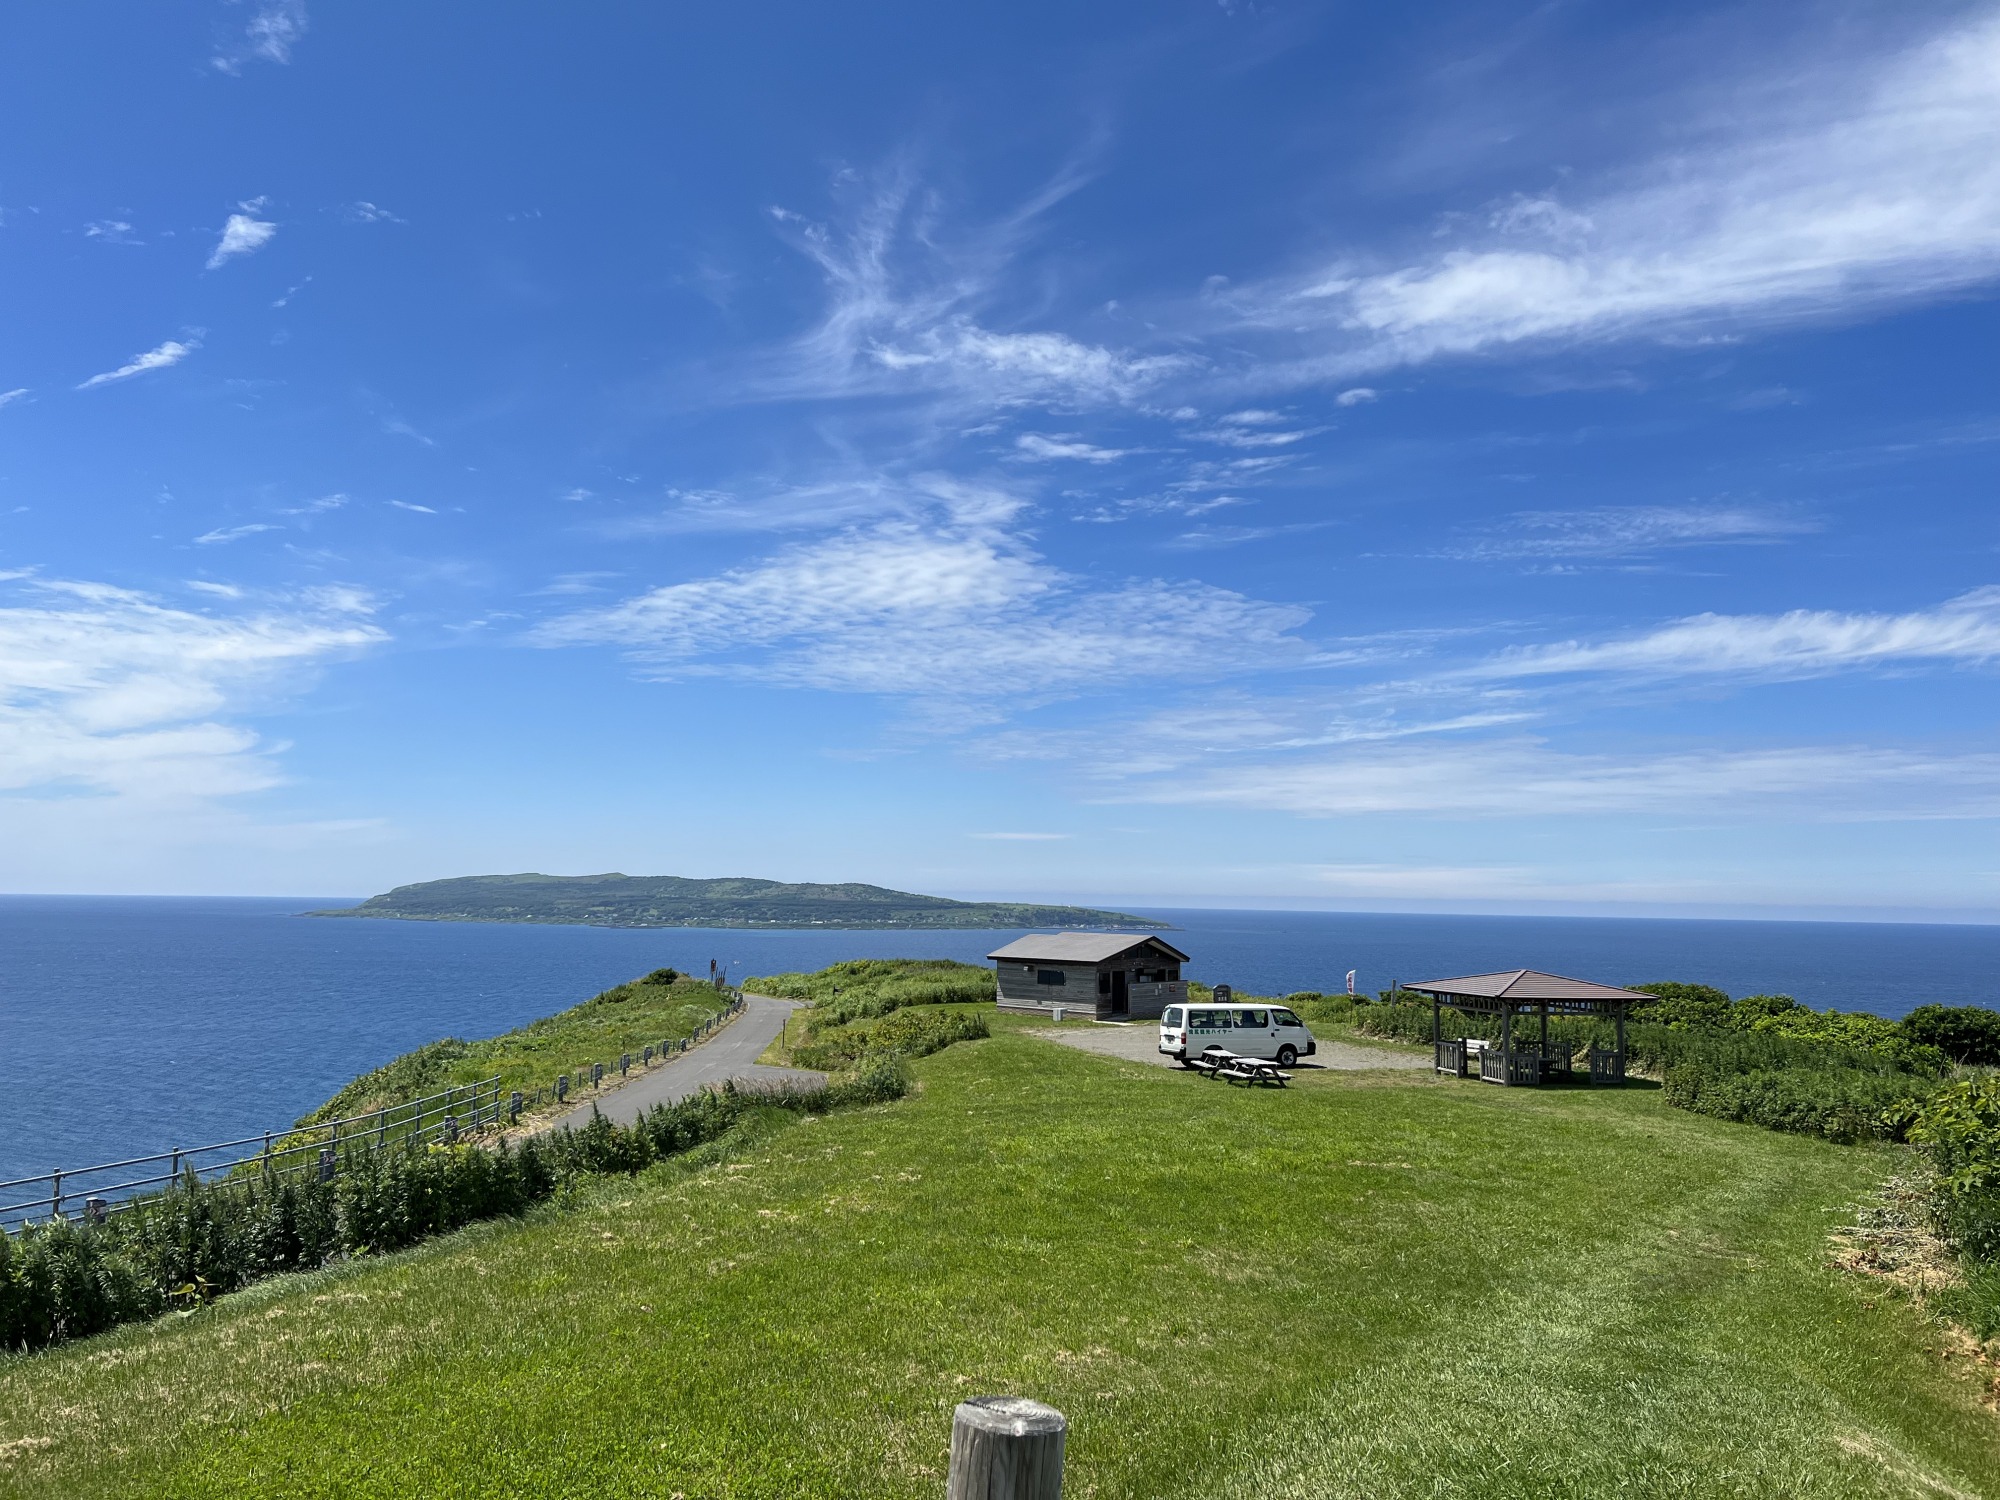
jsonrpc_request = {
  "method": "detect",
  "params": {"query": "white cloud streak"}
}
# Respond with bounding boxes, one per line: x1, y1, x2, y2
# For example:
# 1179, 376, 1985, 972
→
537, 492, 1314, 702
207, 209, 278, 269
752, 176, 1187, 410
1450, 505, 1815, 561
1229, 11, 2000, 375
76, 339, 199, 389
1119, 741, 2000, 822
1478, 586, 2000, 680
0, 576, 382, 804
212, 0, 307, 73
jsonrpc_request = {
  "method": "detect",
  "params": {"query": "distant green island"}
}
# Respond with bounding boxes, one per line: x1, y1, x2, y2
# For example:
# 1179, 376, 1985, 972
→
310, 872, 1155, 931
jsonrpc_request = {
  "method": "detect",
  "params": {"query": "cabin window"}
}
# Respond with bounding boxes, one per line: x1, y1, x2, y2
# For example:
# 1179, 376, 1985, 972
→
1168, 967, 1181, 981
1036, 969, 1066, 987
1098, 971, 1112, 995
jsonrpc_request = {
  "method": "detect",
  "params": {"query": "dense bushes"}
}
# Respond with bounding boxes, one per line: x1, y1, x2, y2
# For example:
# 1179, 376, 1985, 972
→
1905, 1076, 2000, 1261
746, 959, 992, 1026
792, 1006, 989, 1072
1661, 1061, 1925, 1144
1903, 1005, 2000, 1068
1349, 998, 1942, 1143
0, 1059, 916, 1356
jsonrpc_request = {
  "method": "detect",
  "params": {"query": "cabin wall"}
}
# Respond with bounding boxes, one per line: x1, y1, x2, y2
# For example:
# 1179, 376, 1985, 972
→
991, 949, 1189, 1019
994, 961, 1100, 1015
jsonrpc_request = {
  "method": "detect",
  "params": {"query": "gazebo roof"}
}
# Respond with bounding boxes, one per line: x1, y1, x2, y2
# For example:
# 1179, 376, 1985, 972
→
1405, 969, 1652, 1004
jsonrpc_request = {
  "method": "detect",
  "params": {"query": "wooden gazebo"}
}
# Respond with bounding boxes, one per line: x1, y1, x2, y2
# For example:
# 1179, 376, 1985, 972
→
1403, 970, 1651, 1086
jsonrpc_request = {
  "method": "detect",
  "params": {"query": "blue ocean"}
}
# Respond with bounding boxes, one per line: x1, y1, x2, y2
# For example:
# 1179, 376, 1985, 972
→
3, 895, 1997, 1185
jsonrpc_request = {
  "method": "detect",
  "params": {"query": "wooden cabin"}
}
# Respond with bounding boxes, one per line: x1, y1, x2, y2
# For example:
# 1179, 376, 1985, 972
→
987, 933, 1190, 1020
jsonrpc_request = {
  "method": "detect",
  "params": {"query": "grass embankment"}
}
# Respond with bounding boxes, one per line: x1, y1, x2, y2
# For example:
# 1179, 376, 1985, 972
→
302, 969, 731, 1123
5, 1032, 1996, 1498
748, 958, 992, 1070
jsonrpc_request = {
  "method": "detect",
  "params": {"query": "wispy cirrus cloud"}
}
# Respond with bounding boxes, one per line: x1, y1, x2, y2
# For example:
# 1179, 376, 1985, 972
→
1447, 504, 1816, 562
1220, 11, 2000, 378
194, 523, 280, 546
76, 338, 199, 390
211, 0, 307, 74
0, 574, 382, 804
0, 389, 28, 410
1013, 433, 1135, 463
207, 203, 278, 269
1113, 740, 2000, 822
749, 172, 1188, 411
536, 486, 1314, 703
1476, 585, 2000, 681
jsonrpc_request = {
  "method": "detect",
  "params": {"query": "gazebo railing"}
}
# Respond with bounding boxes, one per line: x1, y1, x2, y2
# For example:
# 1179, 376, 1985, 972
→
1434, 1038, 1467, 1077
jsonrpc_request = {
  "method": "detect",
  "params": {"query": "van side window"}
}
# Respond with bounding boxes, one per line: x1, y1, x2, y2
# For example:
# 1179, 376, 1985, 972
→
1243, 1009, 1268, 1027
1274, 1009, 1302, 1027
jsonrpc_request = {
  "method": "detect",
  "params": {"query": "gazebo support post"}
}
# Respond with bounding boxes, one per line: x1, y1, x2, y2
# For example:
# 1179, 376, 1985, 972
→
1501, 1003, 1513, 1086
1539, 1002, 1549, 1082
1615, 1003, 1627, 1080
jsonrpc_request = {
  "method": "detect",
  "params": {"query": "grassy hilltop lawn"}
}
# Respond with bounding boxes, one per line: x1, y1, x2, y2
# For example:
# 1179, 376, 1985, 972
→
5, 1024, 1999, 1498
313, 872, 1151, 931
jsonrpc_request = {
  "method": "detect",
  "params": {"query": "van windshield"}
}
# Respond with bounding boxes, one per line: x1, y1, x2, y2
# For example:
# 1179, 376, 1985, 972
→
1162, 1007, 1183, 1027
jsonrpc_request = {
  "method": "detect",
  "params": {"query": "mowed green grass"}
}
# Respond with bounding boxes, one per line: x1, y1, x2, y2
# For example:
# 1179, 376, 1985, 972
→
3, 1033, 1995, 1499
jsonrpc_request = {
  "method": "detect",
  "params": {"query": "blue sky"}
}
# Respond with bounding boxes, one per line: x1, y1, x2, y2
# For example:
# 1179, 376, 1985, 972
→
2, 0, 1998, 918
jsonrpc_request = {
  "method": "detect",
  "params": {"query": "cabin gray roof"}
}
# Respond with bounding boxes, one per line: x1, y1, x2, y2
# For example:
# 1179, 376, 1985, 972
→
987, 932, 1189, 964
1403, 969, 1653, 1003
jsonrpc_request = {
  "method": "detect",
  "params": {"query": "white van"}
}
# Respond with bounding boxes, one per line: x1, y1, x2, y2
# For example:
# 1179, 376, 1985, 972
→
1159, 1003, 1317, 1067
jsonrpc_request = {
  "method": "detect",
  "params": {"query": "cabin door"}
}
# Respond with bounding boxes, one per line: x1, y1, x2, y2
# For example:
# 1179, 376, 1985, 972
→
1110, 970, 1129, 1016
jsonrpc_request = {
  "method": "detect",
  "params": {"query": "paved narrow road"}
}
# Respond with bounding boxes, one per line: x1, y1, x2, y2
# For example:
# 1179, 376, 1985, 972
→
549, 995, 824, 1131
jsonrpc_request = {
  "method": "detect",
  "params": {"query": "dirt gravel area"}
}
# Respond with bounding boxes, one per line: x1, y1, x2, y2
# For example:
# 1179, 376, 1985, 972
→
1026, 1023, 1429, 1071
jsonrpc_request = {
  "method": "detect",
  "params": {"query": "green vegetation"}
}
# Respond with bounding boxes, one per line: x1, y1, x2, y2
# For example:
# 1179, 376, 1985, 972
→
315, 872, 1151, 931
5, 1032, 1998, 1497
301, 968, 728, 1122
0, 1061, 912, 1356
747, 956, 993, 1022
749, 957, 994, 1069
790, 1006, 989, 1071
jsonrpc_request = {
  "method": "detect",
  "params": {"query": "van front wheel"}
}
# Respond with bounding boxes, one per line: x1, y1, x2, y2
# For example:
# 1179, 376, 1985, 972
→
1277, 1045, 1298, 1067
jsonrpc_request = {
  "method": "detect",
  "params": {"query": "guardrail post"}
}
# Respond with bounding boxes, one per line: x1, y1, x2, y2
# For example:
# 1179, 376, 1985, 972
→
445, 1114, 459, 1144
85, 1196, 107, 1225
947, 1397, 1065, 1500
50, 1168, 62, 1220
643, 1045, 654, 1065
620, 1053, 630, 1076
592, 1062, 604, 1087
318, 1148, 336, 1183
557, 1074, 568, 1101
509, 1090, 523, 1123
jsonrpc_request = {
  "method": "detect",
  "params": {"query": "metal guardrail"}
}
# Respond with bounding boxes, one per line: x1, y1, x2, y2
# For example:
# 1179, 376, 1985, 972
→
1, 992, 750, 1236
0, 1078, 507, 1235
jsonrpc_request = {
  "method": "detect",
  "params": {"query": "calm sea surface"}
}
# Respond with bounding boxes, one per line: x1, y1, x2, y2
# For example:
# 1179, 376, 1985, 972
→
3, 896, 1997, 1183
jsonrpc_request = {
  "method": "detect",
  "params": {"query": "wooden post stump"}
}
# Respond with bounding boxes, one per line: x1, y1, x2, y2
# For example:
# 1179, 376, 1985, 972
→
947, 1396, 1065, 1500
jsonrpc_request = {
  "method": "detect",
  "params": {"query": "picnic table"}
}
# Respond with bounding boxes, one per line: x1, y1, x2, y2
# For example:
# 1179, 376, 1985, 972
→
1192, 1047, 1291, 1087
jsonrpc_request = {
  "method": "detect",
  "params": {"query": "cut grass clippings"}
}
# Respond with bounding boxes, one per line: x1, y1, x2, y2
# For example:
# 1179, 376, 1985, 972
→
3, 1033, 1998, 1498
